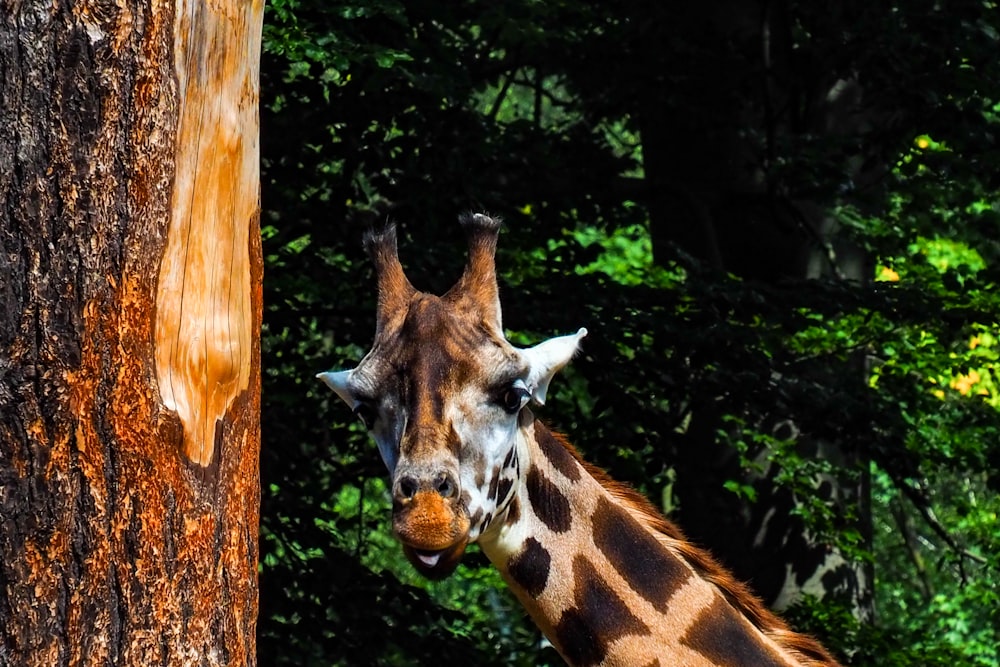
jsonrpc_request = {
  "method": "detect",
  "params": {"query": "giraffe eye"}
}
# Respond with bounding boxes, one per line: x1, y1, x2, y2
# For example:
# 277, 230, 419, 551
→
499, 384, 530, 414
353, 402, 378, 430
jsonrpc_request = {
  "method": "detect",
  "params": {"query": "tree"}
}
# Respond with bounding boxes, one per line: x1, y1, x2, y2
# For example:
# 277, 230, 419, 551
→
0, 1, 264, 664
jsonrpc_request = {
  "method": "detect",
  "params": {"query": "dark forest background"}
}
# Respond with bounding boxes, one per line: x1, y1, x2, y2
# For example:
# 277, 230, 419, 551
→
255, 1, 1000, 665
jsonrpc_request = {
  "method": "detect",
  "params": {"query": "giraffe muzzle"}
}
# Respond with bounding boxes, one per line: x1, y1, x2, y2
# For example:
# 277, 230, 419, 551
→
392, 484, 471, 579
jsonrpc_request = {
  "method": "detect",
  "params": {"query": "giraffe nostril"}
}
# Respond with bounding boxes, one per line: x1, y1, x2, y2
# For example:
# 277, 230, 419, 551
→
397, 475, 418, 500
435, 472, 457, 499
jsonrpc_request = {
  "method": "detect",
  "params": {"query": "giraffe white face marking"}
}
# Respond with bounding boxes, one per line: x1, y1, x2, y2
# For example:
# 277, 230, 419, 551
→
319, 290, 586, 578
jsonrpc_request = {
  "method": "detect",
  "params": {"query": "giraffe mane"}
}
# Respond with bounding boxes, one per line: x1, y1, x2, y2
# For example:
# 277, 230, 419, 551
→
541, 426, 839, 666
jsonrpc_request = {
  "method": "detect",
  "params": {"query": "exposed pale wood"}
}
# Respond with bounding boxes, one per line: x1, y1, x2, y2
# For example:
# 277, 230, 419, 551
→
156, 0, 262, 467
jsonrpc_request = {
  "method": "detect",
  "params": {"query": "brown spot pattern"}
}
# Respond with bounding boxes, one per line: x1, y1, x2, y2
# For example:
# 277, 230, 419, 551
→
526, 466, 572, 533
487, 465, 501, 501
505, 496, 521, 525
680, 596, 787, 666
555, 555, 650, 666
592, 496, 692, 609
507, 537, 551, 598
502, 446, 516, 469
535, 423, 581, 481
496, 477, 513, 505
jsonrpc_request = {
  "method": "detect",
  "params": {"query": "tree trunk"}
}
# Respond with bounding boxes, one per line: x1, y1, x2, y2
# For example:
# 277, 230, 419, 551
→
0, 1, 264, 665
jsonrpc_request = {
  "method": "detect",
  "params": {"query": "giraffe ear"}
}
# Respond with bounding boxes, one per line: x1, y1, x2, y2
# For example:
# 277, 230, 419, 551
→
521, 328, 587, 405
317, 370, 355, 407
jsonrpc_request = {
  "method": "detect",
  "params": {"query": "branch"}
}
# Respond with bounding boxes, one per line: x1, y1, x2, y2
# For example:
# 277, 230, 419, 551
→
355, 477, 366, 558
890, 490, 934, 600
488, 70, 516, 122
533, 68, 543, 129
782, 201, 849, 281
899, 479, 987, 586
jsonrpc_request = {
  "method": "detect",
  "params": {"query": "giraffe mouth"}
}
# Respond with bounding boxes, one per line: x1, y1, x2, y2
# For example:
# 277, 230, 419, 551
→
401, 539, 468, 580
393, 488, 471, 579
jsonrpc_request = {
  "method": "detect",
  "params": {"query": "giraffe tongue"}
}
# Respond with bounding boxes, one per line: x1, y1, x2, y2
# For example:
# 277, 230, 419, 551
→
413, 549, 444, 568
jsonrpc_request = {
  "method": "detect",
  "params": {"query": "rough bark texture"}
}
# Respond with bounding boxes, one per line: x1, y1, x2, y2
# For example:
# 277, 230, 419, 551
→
0, 1, 263, 665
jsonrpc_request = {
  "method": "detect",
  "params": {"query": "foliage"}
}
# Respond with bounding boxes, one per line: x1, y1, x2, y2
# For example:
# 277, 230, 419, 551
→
257, 1, 1000, 665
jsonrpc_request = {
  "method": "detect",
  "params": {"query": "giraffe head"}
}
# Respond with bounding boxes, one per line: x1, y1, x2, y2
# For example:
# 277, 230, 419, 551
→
319, 214, 586, 578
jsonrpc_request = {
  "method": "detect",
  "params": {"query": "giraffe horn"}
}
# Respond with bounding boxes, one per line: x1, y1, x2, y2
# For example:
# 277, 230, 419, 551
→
445, 213, 503, 333
363, 223, 415, 337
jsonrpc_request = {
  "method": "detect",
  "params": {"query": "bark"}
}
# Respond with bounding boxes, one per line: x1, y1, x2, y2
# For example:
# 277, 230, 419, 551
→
0, 1, 263, 665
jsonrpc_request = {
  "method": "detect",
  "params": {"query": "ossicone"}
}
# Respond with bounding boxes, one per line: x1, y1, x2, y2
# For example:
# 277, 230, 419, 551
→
445, 213, 503, 333
363, 221, 415, 337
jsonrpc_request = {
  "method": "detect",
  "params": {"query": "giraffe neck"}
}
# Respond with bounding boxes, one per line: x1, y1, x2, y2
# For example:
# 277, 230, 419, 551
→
477, 417, 838, 667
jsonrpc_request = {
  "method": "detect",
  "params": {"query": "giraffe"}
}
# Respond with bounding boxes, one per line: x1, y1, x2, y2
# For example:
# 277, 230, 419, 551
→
318, 214, 840, 667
